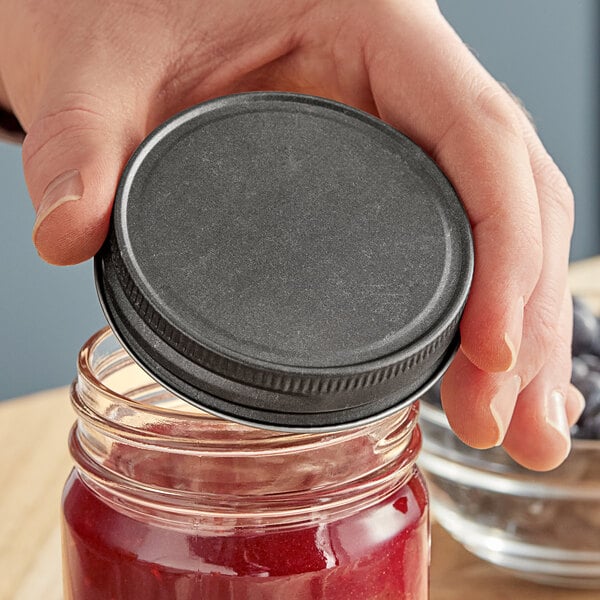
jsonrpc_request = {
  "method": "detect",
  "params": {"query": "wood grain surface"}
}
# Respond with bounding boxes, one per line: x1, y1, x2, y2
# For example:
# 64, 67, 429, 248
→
1, 256, 599, 600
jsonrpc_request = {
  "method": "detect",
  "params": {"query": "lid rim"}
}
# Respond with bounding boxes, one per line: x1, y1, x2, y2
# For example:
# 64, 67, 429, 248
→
95, 255, 460, 431
103, 231, 463, 394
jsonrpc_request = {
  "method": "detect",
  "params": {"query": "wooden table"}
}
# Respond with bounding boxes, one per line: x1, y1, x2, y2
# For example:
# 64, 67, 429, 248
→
2, 256, 600, 600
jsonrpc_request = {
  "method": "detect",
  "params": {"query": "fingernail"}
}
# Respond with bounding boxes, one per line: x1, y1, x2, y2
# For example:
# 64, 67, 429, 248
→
489, 374, 521, 446
32, 169, 83, 240
545, 390, 571, 446
502, 296, 525, 371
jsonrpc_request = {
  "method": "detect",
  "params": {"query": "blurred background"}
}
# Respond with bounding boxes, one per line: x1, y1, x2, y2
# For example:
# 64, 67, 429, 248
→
1, 0, 598, 401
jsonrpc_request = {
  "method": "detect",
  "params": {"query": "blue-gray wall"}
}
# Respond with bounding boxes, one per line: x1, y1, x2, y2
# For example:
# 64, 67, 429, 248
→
0, 146, 105, 400
438, 0, 599, 261
1, 0, 598, 400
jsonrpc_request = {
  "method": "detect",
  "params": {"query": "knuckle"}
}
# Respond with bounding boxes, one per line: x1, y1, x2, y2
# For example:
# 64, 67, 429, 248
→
534, 158, 575, 232
539, 309, 562, 351
523, 289, 572, 383
471, 81, 522, 139
504, 221, 544, 280
22, 102, 106, 171
523, 246, 544, 291
514, 207, 545, 265
509, 219, 544, 281
527, 236, 544, 278
531, 304, 562, 363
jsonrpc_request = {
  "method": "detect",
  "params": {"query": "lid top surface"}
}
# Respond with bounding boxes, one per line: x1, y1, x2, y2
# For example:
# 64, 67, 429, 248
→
113, 93, 470, 371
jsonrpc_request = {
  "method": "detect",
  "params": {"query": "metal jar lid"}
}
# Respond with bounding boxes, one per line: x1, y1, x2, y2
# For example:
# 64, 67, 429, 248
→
95, 92, 473, 431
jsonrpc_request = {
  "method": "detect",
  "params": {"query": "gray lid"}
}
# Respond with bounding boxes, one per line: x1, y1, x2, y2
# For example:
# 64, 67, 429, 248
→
95, 92, 473, 431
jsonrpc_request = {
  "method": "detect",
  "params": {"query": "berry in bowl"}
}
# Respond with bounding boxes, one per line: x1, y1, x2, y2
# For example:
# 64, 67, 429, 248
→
418, 294, 600, 589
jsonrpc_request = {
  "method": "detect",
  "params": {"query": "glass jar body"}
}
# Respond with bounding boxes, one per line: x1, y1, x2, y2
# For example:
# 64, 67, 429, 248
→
61, 329, 429, 599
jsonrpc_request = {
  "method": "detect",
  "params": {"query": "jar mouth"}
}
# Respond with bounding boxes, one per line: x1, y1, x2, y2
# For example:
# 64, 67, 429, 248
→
71, 327, 422, 525
74, 327, 416, 455
78, 327, 206, 418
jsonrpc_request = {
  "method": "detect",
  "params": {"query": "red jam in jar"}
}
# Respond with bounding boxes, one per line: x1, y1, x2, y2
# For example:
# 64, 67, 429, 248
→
61, 329, 429, 599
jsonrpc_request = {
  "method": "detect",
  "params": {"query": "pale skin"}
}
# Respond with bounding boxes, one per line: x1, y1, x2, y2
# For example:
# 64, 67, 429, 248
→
0, 0, 582, 470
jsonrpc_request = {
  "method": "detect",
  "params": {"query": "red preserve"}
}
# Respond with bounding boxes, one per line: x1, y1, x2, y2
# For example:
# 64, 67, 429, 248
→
62, 329, 429, 599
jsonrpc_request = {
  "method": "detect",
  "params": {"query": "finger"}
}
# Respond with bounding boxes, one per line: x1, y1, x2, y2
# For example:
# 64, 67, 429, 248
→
505, 104, 575, 387
439, 103, 574, 456
470, 99, 575, 467
442, 289, 580, 458
22, 64, 144, 265
364, 5, 542, 372
502, 290, 575, 471
441, 349, 521, 449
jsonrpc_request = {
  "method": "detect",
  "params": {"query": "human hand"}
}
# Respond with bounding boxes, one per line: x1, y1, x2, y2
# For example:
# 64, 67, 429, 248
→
0, 0, 580, 469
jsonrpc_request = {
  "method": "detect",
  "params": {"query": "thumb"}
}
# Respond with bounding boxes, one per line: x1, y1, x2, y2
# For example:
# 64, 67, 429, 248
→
23, 87, 142, 265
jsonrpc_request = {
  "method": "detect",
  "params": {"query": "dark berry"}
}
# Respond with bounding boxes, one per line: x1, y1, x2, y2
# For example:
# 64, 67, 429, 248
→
571, 356, 589, 387
579, 353, 600, 374
573, 371, 600, 402
572, 296, 600, 356
572, 371, 600, 440
592, 318, 600, 356
573, 413, 600, 440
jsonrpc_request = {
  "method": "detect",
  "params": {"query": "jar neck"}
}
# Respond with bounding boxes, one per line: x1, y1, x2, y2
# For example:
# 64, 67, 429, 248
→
70, 328, 421, 529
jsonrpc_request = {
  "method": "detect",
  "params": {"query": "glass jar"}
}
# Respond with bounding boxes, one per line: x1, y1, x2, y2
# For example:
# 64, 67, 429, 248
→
61, 328, 429, 599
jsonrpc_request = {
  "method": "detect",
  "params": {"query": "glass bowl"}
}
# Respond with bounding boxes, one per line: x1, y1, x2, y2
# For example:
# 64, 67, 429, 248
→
419, 399, 600, 589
